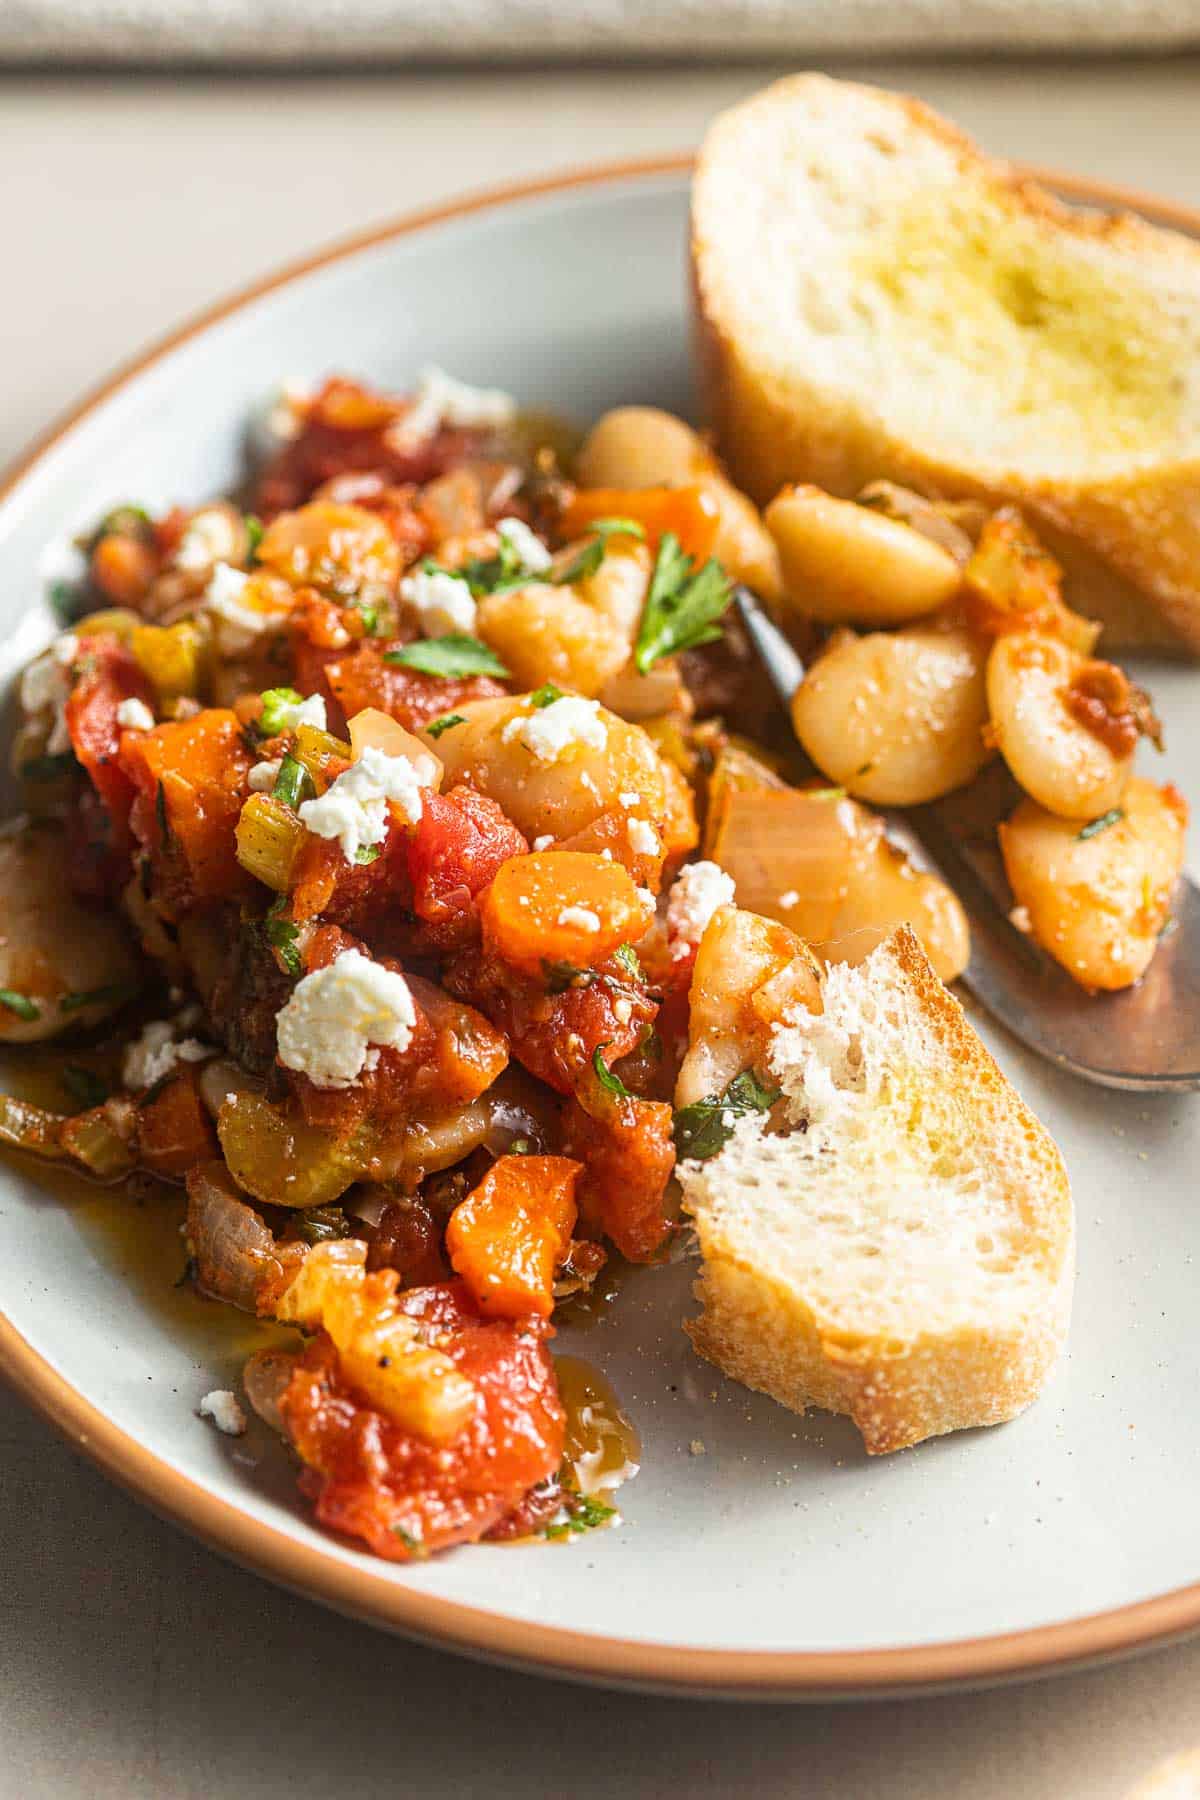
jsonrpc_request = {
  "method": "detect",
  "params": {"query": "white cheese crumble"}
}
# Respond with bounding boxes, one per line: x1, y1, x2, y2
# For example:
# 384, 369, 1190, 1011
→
399, 566, 477, 637
116, 698, 155, 732
627, 818, 659, 858
618, 791, 641, 809
298, 744, 430, 863
394, 365, 517, 447
269, 692, 327, 733
778, 889, 800, 910
248, 758, 282, 792
667, 860, 736, 954
496, 516, 552, 576
21, 633, 79, 755
122, 1019, 214, 1092
199, 1390, 247, 1436
612, 997, 633, 1025
177, 509, 240, 571
276, 948, 417, 1088
204, 562, 283, 656
532, 834, 555, 852
501, 695, 607, 763
557, 905, 602, 932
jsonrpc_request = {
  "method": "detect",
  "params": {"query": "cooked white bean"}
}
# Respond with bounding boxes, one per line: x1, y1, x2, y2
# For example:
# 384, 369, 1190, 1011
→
998, 776, 1187, 990
790, 625, 990, 806
420, 695, 668, 841
766, 485, 962, 627
675, 904, 806, 1109
986, 633, 1133, 821
575, 405, 782, 599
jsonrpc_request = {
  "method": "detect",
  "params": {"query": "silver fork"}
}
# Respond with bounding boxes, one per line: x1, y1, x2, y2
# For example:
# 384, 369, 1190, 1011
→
733, 587, 1200, 1092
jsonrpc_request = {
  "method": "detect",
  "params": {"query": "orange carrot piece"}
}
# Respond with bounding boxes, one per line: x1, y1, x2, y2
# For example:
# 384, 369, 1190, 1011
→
479, 851, 653, 974
446, 1154, 580, 1318
560, 485, 721, 564
136, 1070, 218, 1179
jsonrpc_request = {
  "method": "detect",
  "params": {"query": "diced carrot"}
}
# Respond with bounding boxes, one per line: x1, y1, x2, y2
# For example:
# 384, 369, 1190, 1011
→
136, 1069, 219, 1179
479, 851, 654, 974
446, 1155, 580, 1319
560, 485, 721, 564
90, 533, 159, 606
121, 708, 254, 902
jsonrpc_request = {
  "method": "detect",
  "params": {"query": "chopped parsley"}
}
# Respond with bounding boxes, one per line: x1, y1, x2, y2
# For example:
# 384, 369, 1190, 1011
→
612, 943, 644, 984
528, 681, 564, 709
426, 712, 467, 741
264, 897, 303, 976
384, 634, 509, 680
1077, 809, 1124, 841
544, 1492, 617, 1540
258, 686, 304, 737
592, 1042, 633, 1101
62, 1065, 110, 1110
95, 503, 153, 545
20, 751, 78, 783
355, 843, 382, 865
49, 580, 83, 625
392, 1524, 427, 1557
634, 532, 733, 673
673, 1068, 781, 1162
0, 990, 40, 1022
552, 516, 646, 585
243, 513, 264, 559
273, 752, 314, 811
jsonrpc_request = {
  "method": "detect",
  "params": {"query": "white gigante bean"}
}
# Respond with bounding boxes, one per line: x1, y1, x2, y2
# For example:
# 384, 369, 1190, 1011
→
765, 485, 962, 627
790, 625, 990, 806
986, 633, 1133, 820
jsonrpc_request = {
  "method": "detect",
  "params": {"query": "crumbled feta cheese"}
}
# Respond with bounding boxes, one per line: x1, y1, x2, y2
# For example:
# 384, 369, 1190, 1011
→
177, 509, 240, 571
204, 561, 282, 656
627, 818, 659, 858
276, 948, 417, 1088
1009, 904, 1032, 934
557, 905, 602, 932
199, 1390, 247, 1436
532, 834, 555, 852
122, 1019, 214, 1092
667, 860, 736, 953
269, 692, 327, 733
618, 791, 641, 809
21, 634, 79, 755
263, 379, 310, 444
248, 758, 282, 792
394, 366, 517, 447
496, 516, 551, 575
400, 566, 477, 637
116, 697, 155, 732
778, 889, 799, 911
612, 997, 633, 1025
501, 695, 607, 763
298, 744, 430, 862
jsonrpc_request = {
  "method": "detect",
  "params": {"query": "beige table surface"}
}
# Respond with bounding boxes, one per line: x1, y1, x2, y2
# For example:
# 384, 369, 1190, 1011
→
4, 58, 1200, 1800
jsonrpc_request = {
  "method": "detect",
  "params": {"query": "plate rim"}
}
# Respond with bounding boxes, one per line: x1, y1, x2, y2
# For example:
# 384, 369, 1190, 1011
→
3, 150, 1200, 1700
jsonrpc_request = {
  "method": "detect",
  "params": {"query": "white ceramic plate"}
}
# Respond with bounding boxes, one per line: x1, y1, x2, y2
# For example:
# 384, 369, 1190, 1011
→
2, 158, 1200, 1700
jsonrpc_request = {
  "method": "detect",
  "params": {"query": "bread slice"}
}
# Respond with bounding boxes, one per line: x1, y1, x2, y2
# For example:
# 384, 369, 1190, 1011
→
679, 926, 1073, 1453
691, 74, 1200, 654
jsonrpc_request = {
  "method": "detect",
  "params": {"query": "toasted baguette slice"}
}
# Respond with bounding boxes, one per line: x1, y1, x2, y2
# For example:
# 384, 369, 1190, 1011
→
679, 926, 1073, 1453
692, 74, 1200, 654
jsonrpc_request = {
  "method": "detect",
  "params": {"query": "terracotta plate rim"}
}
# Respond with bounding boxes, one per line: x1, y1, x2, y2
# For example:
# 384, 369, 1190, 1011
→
2, 152, 1199, 1700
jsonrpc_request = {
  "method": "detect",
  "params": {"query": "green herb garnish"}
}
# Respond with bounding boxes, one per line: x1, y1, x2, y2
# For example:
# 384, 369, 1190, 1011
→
95, 503, 153, 545
258, 686, 303, 737
49, 580, 82, 625
592, 1043, 633, 1101
1077, 809, 1124, 841
264, 896, 303, 976
243, 514, 264, 559
0, 990, 40, 1022
634, 532, 733, 674
297, 1206, 349, 1245
673, 1068, 781, 1162
384, 634, 509, 680
392, 1524, 427, 1557
20, 751, 78, 783
62, 1065, 110, 1109
60, 982, 139, 1015
552, 516, 646, 585
355, 843, 382, 865
426, 713, 467, 741
544, 1492, 617, 1540
612, 943, 644, 984
528, 682, 564, 709
273, 752, 314, 811
355, 601, 381, 636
